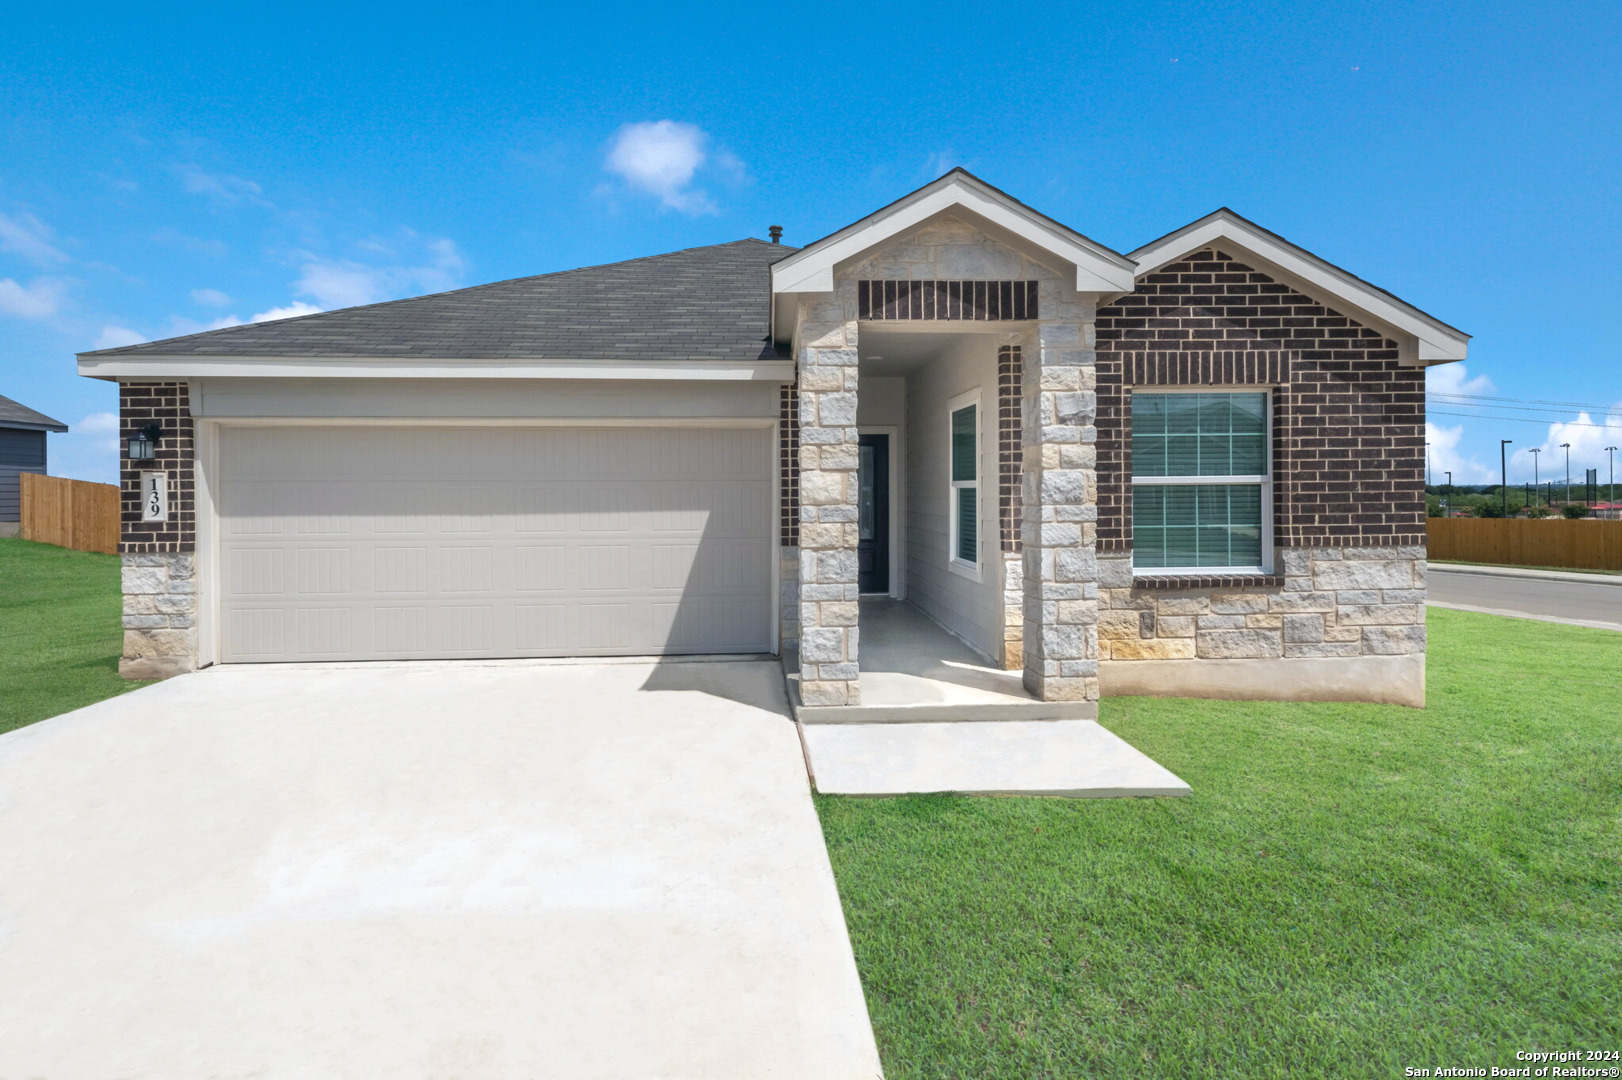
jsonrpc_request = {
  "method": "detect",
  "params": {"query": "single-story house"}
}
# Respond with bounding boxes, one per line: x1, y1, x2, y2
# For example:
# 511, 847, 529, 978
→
0, 394, 69, 537
79, 169, 1465, 708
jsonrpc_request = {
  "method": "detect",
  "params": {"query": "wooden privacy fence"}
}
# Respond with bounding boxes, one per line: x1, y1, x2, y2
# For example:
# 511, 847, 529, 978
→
19, 473, 120, 555
1428, 517, 1622, 572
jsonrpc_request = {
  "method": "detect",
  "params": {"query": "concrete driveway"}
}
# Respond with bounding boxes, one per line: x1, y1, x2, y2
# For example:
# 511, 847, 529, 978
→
0, 660, 882, 1079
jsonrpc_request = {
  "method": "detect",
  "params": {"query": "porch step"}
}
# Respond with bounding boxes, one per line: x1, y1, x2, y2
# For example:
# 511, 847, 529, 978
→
800, 719, 1191, 798
784, 666, 1096, 723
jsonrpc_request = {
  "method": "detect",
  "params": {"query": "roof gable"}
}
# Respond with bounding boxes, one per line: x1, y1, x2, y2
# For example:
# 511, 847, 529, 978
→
1129, 209, 1468, 366
770, 169, 1137, 300
0, 394, 68, 432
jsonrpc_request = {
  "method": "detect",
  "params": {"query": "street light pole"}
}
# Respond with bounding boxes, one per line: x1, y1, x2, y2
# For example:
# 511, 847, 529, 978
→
1501, 439, 1513, 517
1529, 447, 1540, 507
1426, 441, 1432, 489
1607, 446, 1618, 514
1562, 442, 1572, 505
1445, 470, 1452, 516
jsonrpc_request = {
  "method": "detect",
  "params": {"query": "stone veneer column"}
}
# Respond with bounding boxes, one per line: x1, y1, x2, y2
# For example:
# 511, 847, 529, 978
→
119, 380, 199, 680
795, 295, 861, 706
1020, 302, 1101, 703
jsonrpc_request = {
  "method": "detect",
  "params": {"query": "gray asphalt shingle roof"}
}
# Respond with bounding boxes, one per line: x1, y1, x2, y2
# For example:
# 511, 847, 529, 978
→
80, 238, 796, 362
0, 394, 68, 432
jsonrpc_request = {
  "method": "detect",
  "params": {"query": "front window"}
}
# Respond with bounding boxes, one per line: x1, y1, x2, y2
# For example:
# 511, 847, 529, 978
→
1131, 391, 1270, 572
950, 397, 979, 569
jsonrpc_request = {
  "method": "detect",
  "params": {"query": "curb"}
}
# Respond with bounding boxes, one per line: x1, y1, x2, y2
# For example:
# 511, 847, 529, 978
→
1429, 563, 1622, 587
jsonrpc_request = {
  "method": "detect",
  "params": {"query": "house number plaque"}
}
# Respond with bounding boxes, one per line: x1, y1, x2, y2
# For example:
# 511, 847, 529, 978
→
140, 471, 169, 522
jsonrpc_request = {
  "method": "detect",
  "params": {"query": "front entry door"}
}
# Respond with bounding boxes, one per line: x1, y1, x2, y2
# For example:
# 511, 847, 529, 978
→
857, 433, 890, 594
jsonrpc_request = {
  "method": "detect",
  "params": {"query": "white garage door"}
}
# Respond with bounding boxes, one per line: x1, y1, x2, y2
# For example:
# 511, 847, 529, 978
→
217, 425, 774, 662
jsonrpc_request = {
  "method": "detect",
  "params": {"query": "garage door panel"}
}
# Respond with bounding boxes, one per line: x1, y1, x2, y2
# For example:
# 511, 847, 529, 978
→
295, 548, 352, 594
514, 546, 567, 592
218, 426, 772, 662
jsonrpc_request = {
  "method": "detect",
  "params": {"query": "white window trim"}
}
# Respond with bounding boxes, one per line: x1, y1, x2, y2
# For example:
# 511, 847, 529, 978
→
947, 388, 983, 582
1130, 387, 1274, 577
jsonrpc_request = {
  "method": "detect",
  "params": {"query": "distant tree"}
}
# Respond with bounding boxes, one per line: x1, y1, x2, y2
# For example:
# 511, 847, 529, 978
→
1561, 503, 1591, 519
1475, 501, 1505, 518
1525, 505, 1550, 519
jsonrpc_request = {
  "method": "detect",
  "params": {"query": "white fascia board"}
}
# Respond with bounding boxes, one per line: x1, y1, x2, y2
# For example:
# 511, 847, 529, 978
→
1130, 214, 1469, 366
77, 357, 796, 382
771, 176, 1137, 298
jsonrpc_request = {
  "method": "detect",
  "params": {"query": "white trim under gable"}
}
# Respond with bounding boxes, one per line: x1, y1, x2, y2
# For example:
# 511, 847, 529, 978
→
770, 170, 1137, 325
1128, 209, 1469, 367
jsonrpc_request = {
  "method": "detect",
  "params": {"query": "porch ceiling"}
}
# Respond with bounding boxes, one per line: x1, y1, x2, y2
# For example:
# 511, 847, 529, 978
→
858, 327, 1003, 375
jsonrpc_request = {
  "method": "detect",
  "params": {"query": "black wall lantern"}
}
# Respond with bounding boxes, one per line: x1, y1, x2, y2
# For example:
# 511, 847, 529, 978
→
128, 423, 163, 461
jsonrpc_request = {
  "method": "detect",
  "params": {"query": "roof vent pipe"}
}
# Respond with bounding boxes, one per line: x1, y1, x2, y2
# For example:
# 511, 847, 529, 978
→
768, 225, 782, 244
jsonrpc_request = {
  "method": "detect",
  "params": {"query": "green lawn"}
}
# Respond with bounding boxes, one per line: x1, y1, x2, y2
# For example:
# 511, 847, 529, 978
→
818, 608, 1621, 1078
0, 537, 150, 734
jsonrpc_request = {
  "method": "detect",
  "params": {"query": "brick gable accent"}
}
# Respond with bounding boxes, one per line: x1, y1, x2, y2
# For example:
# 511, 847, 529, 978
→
1096, 249, 1426, 553
120, 381, 195, 554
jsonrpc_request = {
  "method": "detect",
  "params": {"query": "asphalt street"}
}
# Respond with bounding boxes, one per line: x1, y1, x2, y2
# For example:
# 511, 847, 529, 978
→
1428, 566, 1622, 631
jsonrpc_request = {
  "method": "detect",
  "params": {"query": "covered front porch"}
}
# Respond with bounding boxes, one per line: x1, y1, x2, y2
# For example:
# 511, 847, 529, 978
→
773, 175, 1139, 717
783, 599, 1094, 723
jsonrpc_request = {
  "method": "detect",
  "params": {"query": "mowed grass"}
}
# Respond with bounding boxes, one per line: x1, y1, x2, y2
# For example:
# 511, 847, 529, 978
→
817, 608, 1621, 1078
0, 537, 150, 734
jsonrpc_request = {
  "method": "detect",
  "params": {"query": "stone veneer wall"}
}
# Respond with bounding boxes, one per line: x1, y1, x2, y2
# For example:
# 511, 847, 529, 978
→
1098, 545, 1426, 662
119, 381, 199, 678
793, 293, 862, 706
1019, 301, 1100, 704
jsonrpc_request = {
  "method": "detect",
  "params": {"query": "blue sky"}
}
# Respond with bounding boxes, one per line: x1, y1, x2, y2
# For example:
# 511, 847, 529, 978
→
3, 1, 1619, 487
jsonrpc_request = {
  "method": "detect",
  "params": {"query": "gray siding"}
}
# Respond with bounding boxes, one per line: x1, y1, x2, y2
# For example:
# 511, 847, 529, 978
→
0, 428, 47, 522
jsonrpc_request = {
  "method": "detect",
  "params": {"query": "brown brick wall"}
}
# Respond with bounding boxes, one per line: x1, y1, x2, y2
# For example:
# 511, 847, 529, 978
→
779, 382, 799, 546
1097, 249, 1426, 554
120, 382, 196, 554
997, 344, 1023, 553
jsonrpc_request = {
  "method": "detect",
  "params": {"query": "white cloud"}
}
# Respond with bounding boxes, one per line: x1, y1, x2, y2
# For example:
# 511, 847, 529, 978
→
76, 411, 120, 445
191, 287, 232, 307
151, 228, 228, 258
177, 164, 269, 206
1426, 361, 1495, 399
1527, 406, 1622, 490
94, 325, 147, 350
0, 276, 69, 319
604, 121, 720, 215
292, 235, 465, 308
250, 301, 322, 323
922, 149, 960, 177
49, 411, 122, 486
1424, 363, 1499, 483
0, 211, 70, 266
1425, 419, 1493, 485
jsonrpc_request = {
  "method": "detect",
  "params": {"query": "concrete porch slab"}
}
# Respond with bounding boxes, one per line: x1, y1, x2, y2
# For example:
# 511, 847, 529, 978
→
802, 719, 1191, 798
785, 599, 1097, 723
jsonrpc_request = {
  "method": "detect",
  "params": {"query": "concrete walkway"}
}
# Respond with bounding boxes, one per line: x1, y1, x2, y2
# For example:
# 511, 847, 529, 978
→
803, 719, 1191, 798
0, 660, 882, 1079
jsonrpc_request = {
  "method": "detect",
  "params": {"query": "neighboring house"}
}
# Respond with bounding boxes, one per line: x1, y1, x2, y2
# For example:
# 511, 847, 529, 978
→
0, 394, 69, 537
78, 170, 1466, 707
